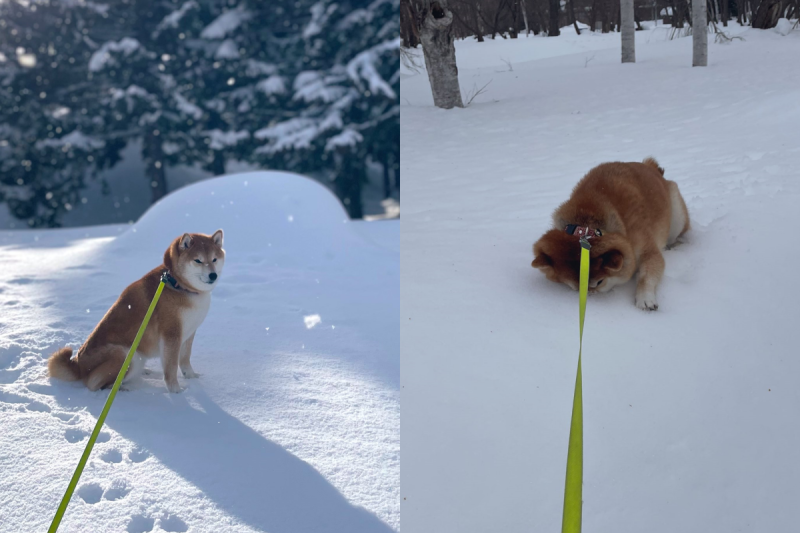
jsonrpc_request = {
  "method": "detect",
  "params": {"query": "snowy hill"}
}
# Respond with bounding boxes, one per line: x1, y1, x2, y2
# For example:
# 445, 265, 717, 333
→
401, 24, 800, 533
0, 172, 398, 532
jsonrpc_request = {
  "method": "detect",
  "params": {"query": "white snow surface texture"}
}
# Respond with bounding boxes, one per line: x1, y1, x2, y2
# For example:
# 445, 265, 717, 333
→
401, 24, 800, 533
0, 172, 399, 532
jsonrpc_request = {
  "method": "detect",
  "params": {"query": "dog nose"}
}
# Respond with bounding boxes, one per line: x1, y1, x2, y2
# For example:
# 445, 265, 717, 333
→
209, 273, 217, 281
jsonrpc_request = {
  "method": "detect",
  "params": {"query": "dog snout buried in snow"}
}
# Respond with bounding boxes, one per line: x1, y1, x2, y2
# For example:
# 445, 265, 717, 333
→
531, 158, 690, 310
48, 230, 225, 392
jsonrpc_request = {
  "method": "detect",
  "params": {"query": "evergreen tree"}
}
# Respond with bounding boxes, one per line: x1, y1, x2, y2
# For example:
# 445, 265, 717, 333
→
1, 0, 399, 226
86, 0, 236, 204
221, 0, 400, 218
0, 0, 120, 227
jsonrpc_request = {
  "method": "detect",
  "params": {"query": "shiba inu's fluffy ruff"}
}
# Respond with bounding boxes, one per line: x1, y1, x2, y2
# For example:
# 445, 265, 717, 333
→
532, 158, 689, 310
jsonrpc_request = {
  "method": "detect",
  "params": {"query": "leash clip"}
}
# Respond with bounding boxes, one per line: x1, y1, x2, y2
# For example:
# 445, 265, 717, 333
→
579, 236, 591, 250
160, 271, 170, 284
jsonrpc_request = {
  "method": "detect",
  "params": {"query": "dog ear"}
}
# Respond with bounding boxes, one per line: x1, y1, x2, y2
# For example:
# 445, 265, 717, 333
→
180, 233, 193, 250
601, 249, 624, 273
211, 229, 224, 246
531, 252, 553, 270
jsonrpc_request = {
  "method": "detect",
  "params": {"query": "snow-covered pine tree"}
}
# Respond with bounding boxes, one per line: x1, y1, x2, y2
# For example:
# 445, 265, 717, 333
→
0, 0, 114, 227
86, 0, 240, 204
224, 0, 400, 218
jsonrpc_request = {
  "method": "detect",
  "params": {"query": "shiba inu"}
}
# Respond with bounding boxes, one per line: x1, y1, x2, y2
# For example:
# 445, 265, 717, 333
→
48, 230, 225, 392
531, 158, 689, 310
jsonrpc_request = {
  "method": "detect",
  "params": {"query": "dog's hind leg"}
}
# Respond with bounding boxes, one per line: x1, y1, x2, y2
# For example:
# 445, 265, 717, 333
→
84, 346, 145, 391
666, 181, 690, 248
84, 346, 127, 391
635, 246, 665, 311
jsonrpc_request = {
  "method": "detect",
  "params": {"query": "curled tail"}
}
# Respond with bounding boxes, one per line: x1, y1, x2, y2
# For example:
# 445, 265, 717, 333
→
642, 157, 665, 176
48, 347, 81, 381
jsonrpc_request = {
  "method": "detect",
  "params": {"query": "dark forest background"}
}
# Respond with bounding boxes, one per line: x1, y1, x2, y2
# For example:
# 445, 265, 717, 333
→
0, 0, 399, 228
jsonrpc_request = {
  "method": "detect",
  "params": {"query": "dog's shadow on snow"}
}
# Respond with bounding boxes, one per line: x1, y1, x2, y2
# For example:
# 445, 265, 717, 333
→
61, 382, 393, 533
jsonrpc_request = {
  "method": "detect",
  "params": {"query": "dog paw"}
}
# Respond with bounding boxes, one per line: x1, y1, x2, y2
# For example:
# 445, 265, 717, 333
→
165, 381, 184, 393
635, 293, 659, 311
181, 369, 201, 379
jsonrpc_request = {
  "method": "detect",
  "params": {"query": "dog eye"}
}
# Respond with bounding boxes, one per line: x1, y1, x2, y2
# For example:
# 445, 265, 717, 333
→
596, 279, 604, 286
212, 258, 216, 263
194, 259, 202, 264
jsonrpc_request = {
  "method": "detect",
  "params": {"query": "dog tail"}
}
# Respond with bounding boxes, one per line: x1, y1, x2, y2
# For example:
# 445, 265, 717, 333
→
47, 347, 81, 381
642, 157, 665, 176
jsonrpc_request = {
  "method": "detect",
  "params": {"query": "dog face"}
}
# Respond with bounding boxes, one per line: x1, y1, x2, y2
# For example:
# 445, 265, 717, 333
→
531, 230, 633, 293
167, 230, 226, 292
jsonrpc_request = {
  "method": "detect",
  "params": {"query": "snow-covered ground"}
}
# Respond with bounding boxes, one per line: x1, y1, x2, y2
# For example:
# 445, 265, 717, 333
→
401, 23, 800, 533
0, 172, 398, 532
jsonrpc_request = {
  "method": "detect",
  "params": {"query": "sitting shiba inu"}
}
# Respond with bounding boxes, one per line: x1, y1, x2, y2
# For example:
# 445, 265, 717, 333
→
48, 230, 225, 392
531, 158, 689, 310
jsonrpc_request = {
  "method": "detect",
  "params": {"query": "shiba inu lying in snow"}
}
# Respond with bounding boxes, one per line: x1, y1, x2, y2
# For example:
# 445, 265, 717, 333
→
531, 158, 689, 310
48, 230, 225, 392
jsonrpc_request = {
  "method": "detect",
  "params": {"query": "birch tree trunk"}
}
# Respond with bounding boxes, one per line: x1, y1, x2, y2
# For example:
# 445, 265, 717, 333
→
420, 1, 464, 109
692, 0, 707, 66
520, 0, 531, 35
621, 0, 635, 62
475, 1, 486, 41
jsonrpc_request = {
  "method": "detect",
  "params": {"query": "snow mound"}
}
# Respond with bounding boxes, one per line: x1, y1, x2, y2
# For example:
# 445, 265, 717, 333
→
773, 18, 795, 36
113, 171, 357, 266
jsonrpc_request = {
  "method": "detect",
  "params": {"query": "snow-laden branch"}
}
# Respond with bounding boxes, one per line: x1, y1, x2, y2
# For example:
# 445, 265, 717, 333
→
346, 38, 400, 99
89, 38, 142, 72
201, 7, 251, 39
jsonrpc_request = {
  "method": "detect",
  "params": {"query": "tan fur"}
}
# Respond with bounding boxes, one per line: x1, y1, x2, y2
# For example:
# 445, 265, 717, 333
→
531, 159, 689, 310
47, 230, 225, 392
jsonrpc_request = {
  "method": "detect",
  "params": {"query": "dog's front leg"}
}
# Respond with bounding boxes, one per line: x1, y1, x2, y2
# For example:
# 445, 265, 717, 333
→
635, 247, 665, 311
180, 333, 200, 379
162, 336, 184, 393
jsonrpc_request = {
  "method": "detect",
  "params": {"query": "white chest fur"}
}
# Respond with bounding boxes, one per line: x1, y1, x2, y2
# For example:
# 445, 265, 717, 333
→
181, 292, 211, 341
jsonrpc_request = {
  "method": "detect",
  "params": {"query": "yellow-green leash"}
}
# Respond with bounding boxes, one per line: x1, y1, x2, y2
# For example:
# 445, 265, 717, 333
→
561, 236, 591, 533
48, 274, 167, 533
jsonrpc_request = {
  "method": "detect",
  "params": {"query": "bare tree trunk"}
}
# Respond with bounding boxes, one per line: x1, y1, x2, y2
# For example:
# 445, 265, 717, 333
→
143, 131, 167, 204
475, 1, 486, 41
549, 0, 561, 34
209, 150, 226, 176
381, 154, 392, 199
692, 0, 707, 66
520, 0, 531, 35
621, 0, 636, 62
722, 0, 729, 25
401, 0, 421, 47
420, 1, 464, 109
569, 0, 581, 33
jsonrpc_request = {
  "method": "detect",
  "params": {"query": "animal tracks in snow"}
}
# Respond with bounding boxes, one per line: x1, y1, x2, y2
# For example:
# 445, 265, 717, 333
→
126, 513, 188, 533
127, 515, 156, 533
101, 448, 123, 463
77, 479, 131, 504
